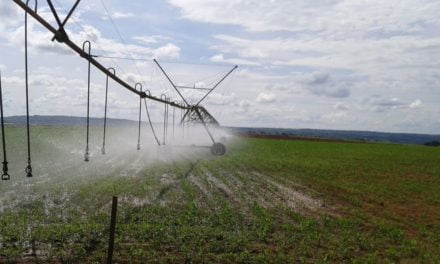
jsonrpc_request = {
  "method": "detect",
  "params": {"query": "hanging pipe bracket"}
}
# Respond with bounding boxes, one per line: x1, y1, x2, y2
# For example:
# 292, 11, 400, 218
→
161, 94, 168, 145
12, 0, 191, 108
143, 90, 161, 146
83, 40, 91, 162
166, 97, 170, 142
24, 0, 37, 177
12, 1, 233, 156
102, 67, 115, 155
26, 0, 38, 13
136, 83, 142, 150
81, 40, 92, 59
0, 72, 10, 180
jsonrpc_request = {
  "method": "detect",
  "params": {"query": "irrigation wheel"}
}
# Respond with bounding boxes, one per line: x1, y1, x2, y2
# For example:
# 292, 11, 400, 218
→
210, 143, 226, 156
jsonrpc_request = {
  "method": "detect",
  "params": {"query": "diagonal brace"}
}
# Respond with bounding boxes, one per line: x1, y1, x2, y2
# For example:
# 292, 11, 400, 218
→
193, 107, 216, 144
195, 65, 238, 107
153, 59, 190, 106
50, 0, 81, 42
46, 0, 69, 42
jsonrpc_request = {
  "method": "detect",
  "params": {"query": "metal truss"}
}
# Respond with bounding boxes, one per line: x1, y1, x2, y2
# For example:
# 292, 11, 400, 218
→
10, 0, 237, 154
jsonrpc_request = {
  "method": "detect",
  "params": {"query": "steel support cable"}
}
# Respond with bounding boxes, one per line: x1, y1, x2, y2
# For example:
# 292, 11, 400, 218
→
12, 0, 189, 109
83, 40, 91, 162
194, 65, 238, 107
91, 54, 238, 68
98, 0, 149, 90
50, 0, 80, 42
154, 60, 189, 106
161, 95, 167, 145
0, 72, 10, 180
164, 101, 169, 145
24, 0, 37, 177
194, 108, 216, 145
166, 97, 170, 141
172, 106, 175, 139
212, 70, 236, 137
180, 106, 184, 139
52, 0, 129, 79
102, 67, 115, 155
136, 83, 142, 150
184, 68, 234, 91
143, 91, 160, 146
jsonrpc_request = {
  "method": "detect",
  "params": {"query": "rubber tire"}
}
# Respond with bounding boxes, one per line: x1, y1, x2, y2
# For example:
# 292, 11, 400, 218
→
211, 143, 226, 156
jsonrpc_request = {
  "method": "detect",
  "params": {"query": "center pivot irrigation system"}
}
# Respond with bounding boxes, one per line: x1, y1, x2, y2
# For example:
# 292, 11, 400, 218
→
0, 0, 238, 180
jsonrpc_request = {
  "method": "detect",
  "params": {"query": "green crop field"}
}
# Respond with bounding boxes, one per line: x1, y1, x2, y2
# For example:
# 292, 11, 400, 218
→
0, 126, 439, 263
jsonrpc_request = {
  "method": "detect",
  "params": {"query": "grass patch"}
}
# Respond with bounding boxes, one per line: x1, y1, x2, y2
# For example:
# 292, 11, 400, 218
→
0, 127, 439, 262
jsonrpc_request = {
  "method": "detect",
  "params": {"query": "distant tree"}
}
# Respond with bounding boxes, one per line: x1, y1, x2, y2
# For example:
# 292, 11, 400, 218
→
424, 141, 440, 147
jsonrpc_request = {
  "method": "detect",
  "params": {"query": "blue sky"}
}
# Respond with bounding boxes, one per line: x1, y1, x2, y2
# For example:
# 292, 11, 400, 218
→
1, 0, 440, 134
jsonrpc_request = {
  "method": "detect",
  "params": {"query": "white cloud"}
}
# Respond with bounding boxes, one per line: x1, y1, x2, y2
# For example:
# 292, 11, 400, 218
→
112, 12, 134, 19
0, 0, 20, 31
256, 92, 276, 103
292, 72, 351, 98
210, 53, 260, 66
152, 43, 181, 59
361, 95, 423, 112
2, 72, 141, 118
1, 20, 182, 61
211, 34, 440, 77
168, 0, 440, 34
205, 93, 236, 106
321, 111, 351, 124
133, 35, 170, 44
307, 85, 350, 98
212, 35, 268, 59
410, 99, 422, 109
1, 0, 439, 133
